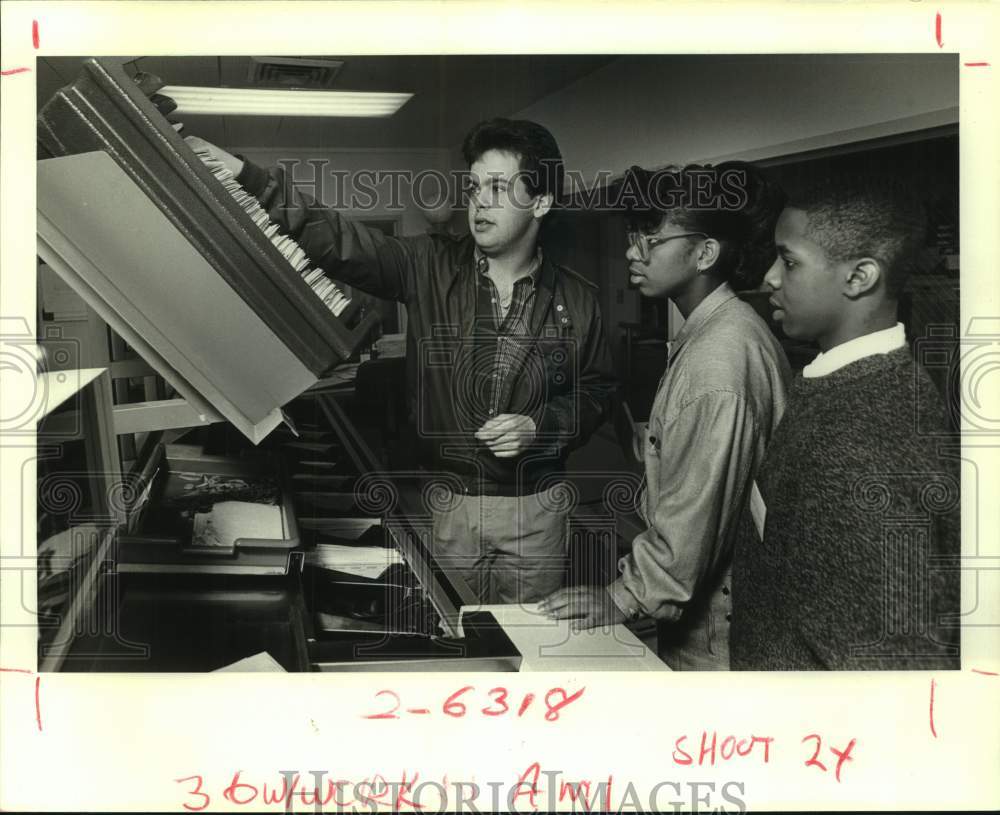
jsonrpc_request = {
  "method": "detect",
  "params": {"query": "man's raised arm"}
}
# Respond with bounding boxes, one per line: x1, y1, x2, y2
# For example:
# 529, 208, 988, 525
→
185, 135, 427, 303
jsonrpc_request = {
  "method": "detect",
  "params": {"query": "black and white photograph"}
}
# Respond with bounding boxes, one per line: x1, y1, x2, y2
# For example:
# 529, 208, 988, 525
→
31, 51, 962, 674
2, 2, 998, 812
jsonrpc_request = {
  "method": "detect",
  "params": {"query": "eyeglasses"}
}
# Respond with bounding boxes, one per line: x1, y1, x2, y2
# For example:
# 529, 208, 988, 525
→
627, 230, 707, 262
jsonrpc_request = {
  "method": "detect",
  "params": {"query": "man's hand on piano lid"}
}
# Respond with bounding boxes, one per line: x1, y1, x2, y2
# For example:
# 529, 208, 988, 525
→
474, 413, 536, 458
539, 586, 627, 631
184, 135, 244, 177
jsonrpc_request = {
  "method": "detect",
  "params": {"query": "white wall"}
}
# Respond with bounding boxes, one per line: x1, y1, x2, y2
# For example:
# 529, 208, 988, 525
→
515, 54, 957, 341
514, 54, 958, 185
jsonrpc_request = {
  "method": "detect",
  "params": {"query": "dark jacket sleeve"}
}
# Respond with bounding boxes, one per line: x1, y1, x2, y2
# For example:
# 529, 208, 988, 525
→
536, 287, 618, 453
237, 158, 428, 304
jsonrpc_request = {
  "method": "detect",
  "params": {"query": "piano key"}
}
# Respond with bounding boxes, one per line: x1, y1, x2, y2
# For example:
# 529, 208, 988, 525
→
191, 149, 352, 320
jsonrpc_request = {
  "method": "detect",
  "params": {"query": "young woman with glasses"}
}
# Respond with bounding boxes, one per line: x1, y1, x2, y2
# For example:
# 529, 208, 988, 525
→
541, 162, 791, 670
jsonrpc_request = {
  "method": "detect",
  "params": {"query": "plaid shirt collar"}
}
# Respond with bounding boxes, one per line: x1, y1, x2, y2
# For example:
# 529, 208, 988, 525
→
474, 247, 543, 287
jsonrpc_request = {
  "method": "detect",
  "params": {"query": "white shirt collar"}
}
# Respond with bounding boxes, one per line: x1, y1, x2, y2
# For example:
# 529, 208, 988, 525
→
802, 322, 906, 378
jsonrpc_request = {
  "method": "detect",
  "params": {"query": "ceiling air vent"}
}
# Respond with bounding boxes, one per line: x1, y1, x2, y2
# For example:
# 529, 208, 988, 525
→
247, 57, 345, 89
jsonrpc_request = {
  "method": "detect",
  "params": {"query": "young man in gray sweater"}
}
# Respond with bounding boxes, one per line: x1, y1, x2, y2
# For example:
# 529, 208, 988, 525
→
730, 180, 960, 670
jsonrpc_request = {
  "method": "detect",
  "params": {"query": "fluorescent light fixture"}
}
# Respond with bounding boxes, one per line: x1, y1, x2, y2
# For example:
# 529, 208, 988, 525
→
159, 85, 413, 117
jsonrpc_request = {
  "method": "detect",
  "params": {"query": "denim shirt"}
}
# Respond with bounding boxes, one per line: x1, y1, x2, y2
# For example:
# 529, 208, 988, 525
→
608, 283, 791, 670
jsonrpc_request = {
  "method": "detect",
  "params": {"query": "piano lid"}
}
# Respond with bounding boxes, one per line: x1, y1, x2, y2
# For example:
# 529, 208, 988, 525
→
37, 151, 317, 444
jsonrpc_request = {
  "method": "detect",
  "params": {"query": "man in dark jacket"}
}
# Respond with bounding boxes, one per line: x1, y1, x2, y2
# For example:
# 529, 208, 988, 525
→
186, 119, 616, 604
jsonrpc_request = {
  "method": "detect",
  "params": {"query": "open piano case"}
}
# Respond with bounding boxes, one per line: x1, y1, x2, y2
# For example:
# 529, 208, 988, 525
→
35, 57, 520, 672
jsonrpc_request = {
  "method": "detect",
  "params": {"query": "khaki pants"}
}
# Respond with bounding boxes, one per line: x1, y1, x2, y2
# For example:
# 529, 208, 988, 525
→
431, 486, 569, 605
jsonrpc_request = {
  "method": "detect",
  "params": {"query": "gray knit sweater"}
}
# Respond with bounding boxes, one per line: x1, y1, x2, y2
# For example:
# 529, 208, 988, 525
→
731, 346, 960, 670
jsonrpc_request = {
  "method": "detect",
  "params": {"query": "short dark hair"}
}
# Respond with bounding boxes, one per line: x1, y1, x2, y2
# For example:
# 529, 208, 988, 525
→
461, 117, 565, 203
623, 161, 787, 290
795, 178, 928, 297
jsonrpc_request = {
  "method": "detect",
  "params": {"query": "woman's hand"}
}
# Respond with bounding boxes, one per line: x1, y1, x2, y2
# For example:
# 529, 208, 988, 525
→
538, 585, 628, 631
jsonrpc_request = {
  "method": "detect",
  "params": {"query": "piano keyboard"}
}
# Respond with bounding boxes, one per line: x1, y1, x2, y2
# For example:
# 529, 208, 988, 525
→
191, 146, 353, 319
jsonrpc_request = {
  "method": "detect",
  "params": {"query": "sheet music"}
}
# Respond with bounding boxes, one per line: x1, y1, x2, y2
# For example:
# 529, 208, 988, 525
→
191, 501, 284, 548
304, 543, 401, 578
463, 603, 669, 672
213, 651, 286, 672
